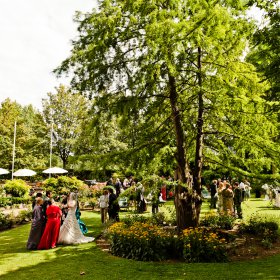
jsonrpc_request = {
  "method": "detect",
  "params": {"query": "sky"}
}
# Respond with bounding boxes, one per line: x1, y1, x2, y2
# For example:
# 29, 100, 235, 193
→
0, 2, 263, 111
0, 0, 97, 110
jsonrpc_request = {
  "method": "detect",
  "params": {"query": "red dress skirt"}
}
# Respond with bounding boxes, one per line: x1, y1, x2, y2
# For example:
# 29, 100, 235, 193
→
37, 205, 62, 250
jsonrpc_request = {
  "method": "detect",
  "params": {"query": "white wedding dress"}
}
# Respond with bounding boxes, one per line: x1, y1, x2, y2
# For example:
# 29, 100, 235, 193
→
58, 193, 94, 245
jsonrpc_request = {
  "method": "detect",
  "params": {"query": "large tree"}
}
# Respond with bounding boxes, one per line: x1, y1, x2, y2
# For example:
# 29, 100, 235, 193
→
42, 85, 89, 168
56, 0, 275, 229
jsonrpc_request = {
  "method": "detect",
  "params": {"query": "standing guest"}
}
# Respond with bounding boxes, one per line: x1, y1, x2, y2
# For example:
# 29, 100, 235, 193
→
151, 188, 161, 214
168, 175, 173, 182
233, 182, 243, 218
210, 180, 218, 209
115, 178, 122, 197
108, 188, 119, 221
136, 182, 146, 213
217, 182, 225, 213
244, 180, 251, 200
60, 194, 68, 225
37, 200, 62, 250
32, 192, 43, 209
106, 178, 113, 186
99, 190, 109, 223
161, 184, 167, 201
123, 178, 129, 190
42, 190, 52, 226
239, 180, 246, 201
128, 176, 134, 187
222, 183, 234, 215
27, 197, 44, 250
75, 200, 88, 234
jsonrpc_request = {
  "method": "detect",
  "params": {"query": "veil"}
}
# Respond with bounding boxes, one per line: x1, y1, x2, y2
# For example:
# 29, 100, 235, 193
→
68, 192, 77, 208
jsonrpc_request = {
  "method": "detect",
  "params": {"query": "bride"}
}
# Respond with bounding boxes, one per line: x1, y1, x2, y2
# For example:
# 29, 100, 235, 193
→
58, 192, 94, 245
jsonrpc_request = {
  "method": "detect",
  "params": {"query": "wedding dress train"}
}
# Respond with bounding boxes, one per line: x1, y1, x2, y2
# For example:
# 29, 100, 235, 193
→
58, 193, 94, 245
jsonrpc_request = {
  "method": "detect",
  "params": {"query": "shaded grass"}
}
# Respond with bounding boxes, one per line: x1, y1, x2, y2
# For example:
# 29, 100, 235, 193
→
1, 201, 280, 279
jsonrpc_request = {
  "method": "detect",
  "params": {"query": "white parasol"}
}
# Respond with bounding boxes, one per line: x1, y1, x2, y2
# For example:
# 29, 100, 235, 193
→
42, 167, 68, 174
0, 168, 9, 175
13, 168, 36, 177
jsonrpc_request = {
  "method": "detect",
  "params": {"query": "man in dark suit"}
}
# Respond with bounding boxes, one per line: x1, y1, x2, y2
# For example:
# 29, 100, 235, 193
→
108, 188, 120, 222
210, 180, 217, 209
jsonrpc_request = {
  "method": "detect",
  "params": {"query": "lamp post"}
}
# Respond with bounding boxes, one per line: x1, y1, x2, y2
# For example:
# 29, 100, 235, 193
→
11, 121, 16, 180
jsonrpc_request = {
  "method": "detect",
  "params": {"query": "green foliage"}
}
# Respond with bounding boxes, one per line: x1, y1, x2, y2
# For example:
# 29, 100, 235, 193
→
42, 85, 89, 168
0, 197, 31, 207
42, 177, 58, 191
42, 176, 86, 195
4, 180, 30, 198
0, 209, 32, 231
0, 99, 49, 170
200, 213, 236, 230
239, 214, 279, 244
0, 212, 13, 230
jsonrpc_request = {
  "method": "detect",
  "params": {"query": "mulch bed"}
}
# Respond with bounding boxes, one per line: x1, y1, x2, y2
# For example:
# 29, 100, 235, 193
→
228, 233, 280, 261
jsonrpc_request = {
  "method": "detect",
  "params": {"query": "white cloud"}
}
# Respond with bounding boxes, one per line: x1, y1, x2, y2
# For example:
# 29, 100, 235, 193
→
0, 0, 97, 110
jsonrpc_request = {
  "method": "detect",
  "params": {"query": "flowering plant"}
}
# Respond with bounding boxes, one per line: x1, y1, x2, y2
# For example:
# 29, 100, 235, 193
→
182, 227, 227, 262
108, 221, 175, 261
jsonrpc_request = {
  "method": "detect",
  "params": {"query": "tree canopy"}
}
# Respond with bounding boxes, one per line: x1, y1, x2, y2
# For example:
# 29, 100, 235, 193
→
53, 0, 279, 228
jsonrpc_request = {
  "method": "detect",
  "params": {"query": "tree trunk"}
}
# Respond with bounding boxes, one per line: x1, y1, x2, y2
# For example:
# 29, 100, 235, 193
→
59, 148, 68, 169
168, 72, 198, 230
168, 74, 187, 183
193, 47, 204, 223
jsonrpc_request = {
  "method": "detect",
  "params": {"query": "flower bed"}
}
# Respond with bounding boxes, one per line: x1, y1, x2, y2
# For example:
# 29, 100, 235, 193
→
108, 222, 176, 261
108, 222, 228, 262
182, 227, 227, 262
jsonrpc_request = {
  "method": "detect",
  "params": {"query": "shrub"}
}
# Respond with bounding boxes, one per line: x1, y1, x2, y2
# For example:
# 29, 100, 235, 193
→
0, 197, 11, 207
182, 227, 228, 262
200, 212, 236, 230
121, 214, 150, 227
0, 209, 32, 231
16, 209, 32, 223
42, 177, 57, 191
42, 176, 85, 195
121, 212, 172, 227
0, 212, 12, 230
4, 179, 30, 197
11, 197, 32, 205
239, 214, 278, 245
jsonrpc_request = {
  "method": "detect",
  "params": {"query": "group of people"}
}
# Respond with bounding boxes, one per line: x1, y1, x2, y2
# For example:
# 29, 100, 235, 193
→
27, 191, 94, 250
209, 179, 251, 218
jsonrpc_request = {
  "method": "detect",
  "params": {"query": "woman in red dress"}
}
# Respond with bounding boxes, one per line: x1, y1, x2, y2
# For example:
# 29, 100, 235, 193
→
37, 200, 62, 250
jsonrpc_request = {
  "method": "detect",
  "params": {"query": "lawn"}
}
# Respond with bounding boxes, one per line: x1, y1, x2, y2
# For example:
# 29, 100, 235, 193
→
1, 199, 280, 280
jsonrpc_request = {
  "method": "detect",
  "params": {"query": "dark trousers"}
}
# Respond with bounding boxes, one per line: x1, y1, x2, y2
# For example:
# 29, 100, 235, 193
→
234, 202, 242, 218
210, 195, 217, 209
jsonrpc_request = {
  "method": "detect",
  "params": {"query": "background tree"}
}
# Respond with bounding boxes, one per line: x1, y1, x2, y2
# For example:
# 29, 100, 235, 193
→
42, 85, 89, 168
0, 99, 49, 170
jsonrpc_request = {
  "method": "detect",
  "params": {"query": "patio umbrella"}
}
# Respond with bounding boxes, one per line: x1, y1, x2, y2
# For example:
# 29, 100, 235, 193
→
42, 167, 68, 174
0, 168, 9, 175
13, 168, 36, 177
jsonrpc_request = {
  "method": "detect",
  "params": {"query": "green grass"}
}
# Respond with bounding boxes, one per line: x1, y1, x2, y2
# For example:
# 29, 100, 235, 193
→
1, 200, 280, 280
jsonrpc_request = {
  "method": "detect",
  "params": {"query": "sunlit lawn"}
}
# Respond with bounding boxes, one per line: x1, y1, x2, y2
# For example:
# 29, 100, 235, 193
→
1, 199, 280, 280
